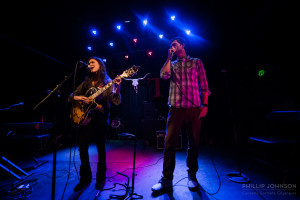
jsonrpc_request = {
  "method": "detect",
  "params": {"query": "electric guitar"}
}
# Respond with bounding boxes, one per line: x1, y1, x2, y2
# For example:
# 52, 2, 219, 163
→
70, 65, 140, 126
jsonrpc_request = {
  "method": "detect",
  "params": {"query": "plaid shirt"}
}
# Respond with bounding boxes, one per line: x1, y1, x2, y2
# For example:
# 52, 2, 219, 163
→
161, 56, 210, 108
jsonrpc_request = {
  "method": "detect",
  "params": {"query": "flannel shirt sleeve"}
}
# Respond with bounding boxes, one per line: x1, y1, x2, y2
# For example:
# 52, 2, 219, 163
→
197, 59, 211, 95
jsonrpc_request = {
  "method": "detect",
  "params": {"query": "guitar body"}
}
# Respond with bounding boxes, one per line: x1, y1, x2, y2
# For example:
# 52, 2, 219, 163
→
70, 87, 98, 126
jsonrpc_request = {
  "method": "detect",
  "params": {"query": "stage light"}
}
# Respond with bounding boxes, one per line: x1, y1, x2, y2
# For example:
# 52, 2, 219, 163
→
103, 58, 107, 62
133, 38, 138, 44
159, 34, 163, 39
185, 30, 191, 35
116, 25, 121, 30
170, 16, 175, 21
125, 54, 129, 60
143, 19, 148, 26
91, 29, 97, 36
109, 42, 114, 47
87, 46, 92, 51
147, 50, 153, 56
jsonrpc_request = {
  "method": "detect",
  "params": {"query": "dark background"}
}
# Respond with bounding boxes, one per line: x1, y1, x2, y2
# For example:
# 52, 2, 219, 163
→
0, 0, 299, 144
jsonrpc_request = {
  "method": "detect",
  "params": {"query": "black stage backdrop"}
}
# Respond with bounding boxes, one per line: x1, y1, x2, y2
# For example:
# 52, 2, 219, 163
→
0, 0, 299, 146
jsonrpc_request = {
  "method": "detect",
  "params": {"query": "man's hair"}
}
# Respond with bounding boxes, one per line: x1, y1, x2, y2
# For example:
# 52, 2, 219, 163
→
169, 37, 186, 46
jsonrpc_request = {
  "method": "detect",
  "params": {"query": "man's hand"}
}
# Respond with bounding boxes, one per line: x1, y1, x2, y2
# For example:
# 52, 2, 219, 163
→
198, 106, 208, 119
168, 48, 175, 60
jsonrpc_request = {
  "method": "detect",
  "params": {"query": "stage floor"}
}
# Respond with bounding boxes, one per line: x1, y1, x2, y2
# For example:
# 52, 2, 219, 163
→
0, 139, 298, 200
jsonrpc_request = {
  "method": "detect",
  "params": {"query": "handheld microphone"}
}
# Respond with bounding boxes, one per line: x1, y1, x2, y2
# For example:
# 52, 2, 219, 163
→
170, 48, 175, 58
170, 51, 174, 57
78, 61, 91, 69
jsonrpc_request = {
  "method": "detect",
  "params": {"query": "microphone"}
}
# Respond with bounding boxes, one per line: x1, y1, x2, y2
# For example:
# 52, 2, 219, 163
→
170, 48, 175, 58
78, 61, 91, 69
170, 51, 174, 57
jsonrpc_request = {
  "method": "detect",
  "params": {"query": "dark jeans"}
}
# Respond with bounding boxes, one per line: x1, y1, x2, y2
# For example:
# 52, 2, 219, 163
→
77, 112, 108, 182
163, 107, 202, 180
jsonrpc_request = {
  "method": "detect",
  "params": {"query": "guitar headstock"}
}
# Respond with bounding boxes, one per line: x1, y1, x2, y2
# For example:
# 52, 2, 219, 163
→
120, 65, 140, 78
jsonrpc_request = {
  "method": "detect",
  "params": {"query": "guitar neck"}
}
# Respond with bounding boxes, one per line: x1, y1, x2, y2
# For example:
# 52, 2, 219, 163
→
90, 79, 117, 100
88, 65, 139, 100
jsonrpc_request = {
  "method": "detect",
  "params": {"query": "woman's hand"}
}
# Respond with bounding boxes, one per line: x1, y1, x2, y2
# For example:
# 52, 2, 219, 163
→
74, 96, 91, 104
114, 76, 122, 94
115, 76, 122, 85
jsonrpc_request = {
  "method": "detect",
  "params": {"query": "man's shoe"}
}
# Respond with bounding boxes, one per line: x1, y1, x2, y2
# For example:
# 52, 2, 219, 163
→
74, 180, 91, 192
95, 179, 105, 190
152, 177, 172, 192
188, 175, 199, 191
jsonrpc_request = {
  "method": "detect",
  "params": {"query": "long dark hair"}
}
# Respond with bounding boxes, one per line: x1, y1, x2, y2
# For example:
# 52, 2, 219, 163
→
86, 56, 109, 86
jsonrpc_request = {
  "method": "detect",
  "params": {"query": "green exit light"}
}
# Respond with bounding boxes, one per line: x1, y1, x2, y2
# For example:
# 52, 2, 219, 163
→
258, 69, 265, 77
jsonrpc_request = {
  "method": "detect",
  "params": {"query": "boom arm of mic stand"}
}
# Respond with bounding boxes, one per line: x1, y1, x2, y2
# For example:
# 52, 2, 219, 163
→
33, 71, 75, 111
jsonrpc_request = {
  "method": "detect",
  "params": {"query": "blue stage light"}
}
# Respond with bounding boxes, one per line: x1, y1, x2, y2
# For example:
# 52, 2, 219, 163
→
91, 29, 97, 36
103, 58, 107, 62
109, 42, 114, 47
159, 34, 163, 39
143, 19, 148, 26
170, 16, 175, 21
87, 46, 92, 51
116, 25, 121, 30
185, 30, 191, 35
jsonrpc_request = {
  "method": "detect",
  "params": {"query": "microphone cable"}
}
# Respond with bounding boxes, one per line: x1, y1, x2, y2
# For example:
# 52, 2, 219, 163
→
201, 140, 222, 195
170, 62, 221, 195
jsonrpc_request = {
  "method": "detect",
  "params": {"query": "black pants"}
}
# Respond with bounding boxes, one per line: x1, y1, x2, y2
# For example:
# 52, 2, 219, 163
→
77, 112, 108, 182
163, 107, 202, 180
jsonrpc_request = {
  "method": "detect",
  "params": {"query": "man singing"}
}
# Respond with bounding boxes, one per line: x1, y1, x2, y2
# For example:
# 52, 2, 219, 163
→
152, 37, 210, 192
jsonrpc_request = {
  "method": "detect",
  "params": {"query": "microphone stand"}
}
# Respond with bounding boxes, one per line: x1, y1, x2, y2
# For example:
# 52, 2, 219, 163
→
33, 74, 73, 111
110, 134, 143, 200
33, 70, 75, 200
125, 136, 143, 200
222, 70, 250, 183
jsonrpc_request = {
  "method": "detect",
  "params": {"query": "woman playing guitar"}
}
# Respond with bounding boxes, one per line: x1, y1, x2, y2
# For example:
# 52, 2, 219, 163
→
69, 56, 121, 192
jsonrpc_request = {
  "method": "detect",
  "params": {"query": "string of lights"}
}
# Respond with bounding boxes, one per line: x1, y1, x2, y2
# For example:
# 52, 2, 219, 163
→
85, 14, 196, 62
